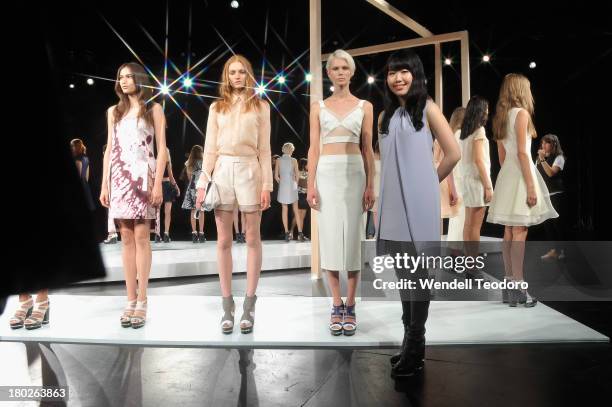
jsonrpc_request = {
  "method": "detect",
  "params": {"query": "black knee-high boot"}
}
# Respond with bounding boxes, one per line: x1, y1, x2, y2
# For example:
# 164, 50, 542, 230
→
391, 299, 430, 378
389, 298, 412, 365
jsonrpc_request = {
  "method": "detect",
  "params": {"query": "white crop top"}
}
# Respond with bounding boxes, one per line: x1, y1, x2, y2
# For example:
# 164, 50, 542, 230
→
319, 99, 364, 144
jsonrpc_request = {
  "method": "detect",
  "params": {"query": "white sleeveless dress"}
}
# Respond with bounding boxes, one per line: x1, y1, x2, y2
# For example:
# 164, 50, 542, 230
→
487, 108, 558, 226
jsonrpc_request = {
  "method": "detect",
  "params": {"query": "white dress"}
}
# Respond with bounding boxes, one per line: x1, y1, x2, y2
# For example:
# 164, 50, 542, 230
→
460, 126, 491, 208
487, 108, 558, 226
446, 129, 465, 241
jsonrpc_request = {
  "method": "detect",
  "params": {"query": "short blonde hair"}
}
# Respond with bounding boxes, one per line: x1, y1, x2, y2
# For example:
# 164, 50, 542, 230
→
326, 49, 355, 74
281, 142, 295, 155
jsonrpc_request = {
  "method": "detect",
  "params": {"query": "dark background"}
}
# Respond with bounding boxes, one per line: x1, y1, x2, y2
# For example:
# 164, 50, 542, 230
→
40, 0, 611, 241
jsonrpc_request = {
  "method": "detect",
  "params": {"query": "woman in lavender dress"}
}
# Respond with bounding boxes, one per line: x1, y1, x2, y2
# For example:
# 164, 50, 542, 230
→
377, 50, 460, 378
100, 62, 167, 329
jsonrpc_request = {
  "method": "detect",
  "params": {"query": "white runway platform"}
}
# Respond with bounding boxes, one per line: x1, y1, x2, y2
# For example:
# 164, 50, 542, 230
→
0, 295, 607, 348
98, 240, 313, 282
97, 236, 502, 283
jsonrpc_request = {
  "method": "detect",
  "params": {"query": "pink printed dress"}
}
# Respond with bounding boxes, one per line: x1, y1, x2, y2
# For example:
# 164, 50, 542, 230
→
109, 116, 157, 221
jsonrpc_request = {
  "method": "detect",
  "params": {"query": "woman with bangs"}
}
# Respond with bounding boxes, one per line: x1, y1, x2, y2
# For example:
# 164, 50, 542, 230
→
100, 62, 167, 329
377, 49, 460, 378
196, 54, 272, 335
487, 73, 557, 307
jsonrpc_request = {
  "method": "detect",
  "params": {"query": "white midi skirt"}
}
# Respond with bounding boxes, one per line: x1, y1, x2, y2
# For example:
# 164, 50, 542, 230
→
316, 155, 366, 272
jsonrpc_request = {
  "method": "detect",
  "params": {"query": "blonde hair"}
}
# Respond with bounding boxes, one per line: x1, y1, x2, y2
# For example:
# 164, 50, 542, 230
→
214, 54, 260, 114
492, 73, 537, 140
281, 142, 295, 155
326, 49, 356, 74
449, 107, 466, 133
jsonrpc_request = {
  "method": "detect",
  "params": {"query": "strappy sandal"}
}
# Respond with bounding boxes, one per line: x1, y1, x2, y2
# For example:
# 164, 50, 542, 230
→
343, 303, 357, 336
24, 299, 50, 330
120, 299, 137, 328
240, 295, 257, 334
9, 297, 33, 329
130, 300, 147, 329
330, 301, 344, 336
221, 295, 235, 334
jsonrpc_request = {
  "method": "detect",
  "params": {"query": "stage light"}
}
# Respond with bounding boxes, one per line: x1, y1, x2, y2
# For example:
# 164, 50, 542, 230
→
69, 83, 75, 89
183, 77, 193, 88
482, 55, 491, 63
529, 61, 537, 69
86, 78, 94, 85
330, 86, 335, 92
256, 83, 267, 96
367, 76, 375, 84
161, 84, 170, 95
444, 58, 452, 66
305, 73, 313, 82
230, 1, 239, 8
277, 75, 286, 85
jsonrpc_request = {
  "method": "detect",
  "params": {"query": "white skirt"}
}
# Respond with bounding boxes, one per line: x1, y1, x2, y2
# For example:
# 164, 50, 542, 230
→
316, 155, 366, 272
487, 158, 558, 226
462, 176, 490, 208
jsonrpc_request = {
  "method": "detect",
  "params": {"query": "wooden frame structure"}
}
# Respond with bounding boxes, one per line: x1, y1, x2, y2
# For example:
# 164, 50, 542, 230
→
309, 0, 470, 278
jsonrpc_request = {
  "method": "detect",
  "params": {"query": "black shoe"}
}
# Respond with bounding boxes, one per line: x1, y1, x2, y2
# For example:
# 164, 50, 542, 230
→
391, 338, 425, 378
298, 232, 305, 242
239, 233, 246, 244
154, 234, 162, 243
284, 232, 291, 242
198, 233, 206, 243
192, 233, 198, 243
163, 233, 171, 243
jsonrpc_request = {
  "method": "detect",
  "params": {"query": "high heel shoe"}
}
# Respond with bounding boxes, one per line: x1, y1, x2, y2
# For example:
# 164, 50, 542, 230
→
240, 295, 257, 334
163, 232, 171, 243
120, 299, 137, 328
391, 336, 425, 378
9, 297, 33, 329
130, 300, 147, 329
104, 233, 118, 244
343, 302, 357, 336
329, 301, 344, 336
221, 295, 235, 334
24, 299, 50, 330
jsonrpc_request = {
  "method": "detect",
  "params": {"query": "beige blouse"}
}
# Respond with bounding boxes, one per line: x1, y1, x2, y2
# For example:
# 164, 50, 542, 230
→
197, 97, 273, 191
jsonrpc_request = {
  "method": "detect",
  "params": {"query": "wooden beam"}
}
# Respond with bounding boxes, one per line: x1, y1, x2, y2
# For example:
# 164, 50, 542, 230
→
434, 43, 443, 110
365, 0, 433, 37
321, 31, 466, 60
309, 0, 322, 280
460, 31, 471, 106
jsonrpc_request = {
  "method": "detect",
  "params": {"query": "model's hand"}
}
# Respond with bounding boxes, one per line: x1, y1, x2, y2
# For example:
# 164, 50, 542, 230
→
537, 149, 546, 161
196, 188, 206, 210
174, 184, 181, 196
484, 187, 493, 204
99, 185, 110, 208
151, 183, 163, 207
363, 186, 375, 211
260, 191, 271, 211
449, 185, 459, 206
526, 186, 537, 208
307, 186, 320, 210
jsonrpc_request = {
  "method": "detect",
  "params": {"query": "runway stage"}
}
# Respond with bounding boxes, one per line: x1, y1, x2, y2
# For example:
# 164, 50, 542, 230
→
0, 295, 607, 348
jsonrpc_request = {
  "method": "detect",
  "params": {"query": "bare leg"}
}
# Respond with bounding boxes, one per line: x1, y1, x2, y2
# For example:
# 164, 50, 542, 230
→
216, 210, 235, 297
35, 289, 49, 302
119, 220, 138, 301
164, 202, 172, 234
190, 210, 197, 233
241, 212, 246, 234
233, 208, 240, 234
502, 226, 513, 278
198, 211, 205, 234
244, 211, 262, 296
325, 269, 342, 306
281, 204, 289, 233
292, 202, 303, 232
134, 220, 152, 301
346, 270, 360, 306
510, 226, 528, 281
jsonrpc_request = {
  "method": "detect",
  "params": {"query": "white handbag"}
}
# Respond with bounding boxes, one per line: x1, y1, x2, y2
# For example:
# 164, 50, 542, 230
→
202, 178, 221, 212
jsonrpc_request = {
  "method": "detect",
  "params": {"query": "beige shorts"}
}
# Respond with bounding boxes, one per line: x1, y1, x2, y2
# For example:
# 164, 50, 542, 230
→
213, 155, 262, 212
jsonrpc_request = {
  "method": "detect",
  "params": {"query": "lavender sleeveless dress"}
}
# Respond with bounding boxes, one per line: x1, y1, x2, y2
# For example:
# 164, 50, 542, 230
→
377, 105, 440, 248
109, 116, 157, 220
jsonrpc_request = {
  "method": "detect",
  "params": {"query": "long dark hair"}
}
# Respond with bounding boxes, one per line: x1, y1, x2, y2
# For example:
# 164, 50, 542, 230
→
541, 134, 564, 158
113, 62, 154, 128
380, 49, 429, 134
460, 95, 489, 140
